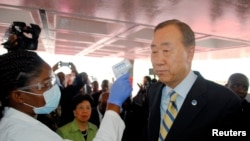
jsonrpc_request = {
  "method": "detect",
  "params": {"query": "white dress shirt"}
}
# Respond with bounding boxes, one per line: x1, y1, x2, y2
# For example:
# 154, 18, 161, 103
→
160, 71, 197, 121
97, 106, 104, 123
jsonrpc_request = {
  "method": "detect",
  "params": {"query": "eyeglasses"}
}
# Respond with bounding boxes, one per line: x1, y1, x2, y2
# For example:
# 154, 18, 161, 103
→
17, 76, 56, 91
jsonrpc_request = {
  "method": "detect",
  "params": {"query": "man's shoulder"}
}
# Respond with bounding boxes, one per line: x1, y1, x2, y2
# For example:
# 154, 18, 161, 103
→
193, 75, 241, 104
147, 82, 164, 92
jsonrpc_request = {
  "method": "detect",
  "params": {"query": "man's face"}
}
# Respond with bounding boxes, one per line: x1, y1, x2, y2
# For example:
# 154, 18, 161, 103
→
143, 77, 148, 85
228, 76, 249, 99
101, 81, 109, 92
150, 25, 194, 88
98, 92, 109, 114
57, 72, 65, 86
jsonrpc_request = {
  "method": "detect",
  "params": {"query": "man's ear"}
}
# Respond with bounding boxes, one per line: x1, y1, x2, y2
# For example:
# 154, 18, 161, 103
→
187, 46, 195, 63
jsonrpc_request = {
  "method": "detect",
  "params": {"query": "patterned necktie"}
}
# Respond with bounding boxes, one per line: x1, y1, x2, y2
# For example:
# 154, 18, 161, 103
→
158, 91, 179, 141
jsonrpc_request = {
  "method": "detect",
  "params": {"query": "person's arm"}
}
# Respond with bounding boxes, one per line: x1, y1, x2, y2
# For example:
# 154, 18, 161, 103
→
106, 103, 120, 113
52, 62, 60, 72
93, 73, 132, 141
93, 109, 125, 141
69, 62, 78, 75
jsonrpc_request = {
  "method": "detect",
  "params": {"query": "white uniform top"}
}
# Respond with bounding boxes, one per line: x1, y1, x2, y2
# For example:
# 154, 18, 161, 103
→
94, 110, 125, 141
0, 108, 125, 141
0, 107, 64, 141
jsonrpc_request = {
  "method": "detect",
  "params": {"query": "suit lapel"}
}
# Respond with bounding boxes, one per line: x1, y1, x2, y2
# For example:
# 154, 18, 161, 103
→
148, 82, 165, 141
168, 75, 208, 136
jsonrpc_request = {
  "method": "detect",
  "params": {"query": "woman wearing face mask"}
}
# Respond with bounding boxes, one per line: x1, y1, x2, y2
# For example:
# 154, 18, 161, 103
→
0, 48, 132, 141
0, 21, 133, 141
0, 49, 64, 141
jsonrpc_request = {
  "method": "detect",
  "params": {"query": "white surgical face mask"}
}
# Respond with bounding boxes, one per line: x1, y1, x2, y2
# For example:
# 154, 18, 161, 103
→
19, 85, 61, 114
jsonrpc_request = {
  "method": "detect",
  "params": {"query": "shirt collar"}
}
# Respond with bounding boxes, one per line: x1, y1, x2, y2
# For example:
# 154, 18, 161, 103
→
166, 71, 197, 99
71, 119, 96, 132
4, 107, 42, 125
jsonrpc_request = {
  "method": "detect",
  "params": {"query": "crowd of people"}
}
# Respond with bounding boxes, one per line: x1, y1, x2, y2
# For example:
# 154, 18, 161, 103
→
0, 19, 250, 141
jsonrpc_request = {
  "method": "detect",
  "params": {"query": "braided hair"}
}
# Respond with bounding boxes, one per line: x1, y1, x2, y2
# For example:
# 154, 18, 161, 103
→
0, 50, 46, 118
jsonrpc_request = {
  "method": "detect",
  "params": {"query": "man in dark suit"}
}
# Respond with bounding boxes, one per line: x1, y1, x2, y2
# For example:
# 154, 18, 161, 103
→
147, 19, 245, 141
91, 79, 109, 107
225, 73, 250, 136
89, 92, 109, 127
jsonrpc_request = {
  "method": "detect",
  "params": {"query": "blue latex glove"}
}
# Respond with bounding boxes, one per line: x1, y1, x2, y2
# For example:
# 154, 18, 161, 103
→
108, 73, 132, 107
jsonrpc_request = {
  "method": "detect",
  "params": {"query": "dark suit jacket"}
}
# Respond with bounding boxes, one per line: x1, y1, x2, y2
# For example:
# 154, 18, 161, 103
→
89, 108, 101, 128
147, 72, 245, 141
241, 99, 250, 135
121, 101, 148, 141
91, 91, 103, 108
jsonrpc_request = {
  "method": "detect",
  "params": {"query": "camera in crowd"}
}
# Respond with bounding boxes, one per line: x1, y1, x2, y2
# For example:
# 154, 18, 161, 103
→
58, 61, 72, 68
1, 21, 41, 51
